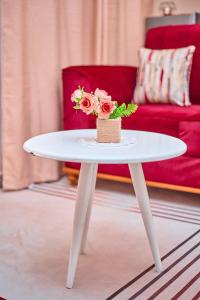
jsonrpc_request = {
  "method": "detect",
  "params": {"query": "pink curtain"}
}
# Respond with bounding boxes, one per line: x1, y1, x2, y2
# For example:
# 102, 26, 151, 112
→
1, 0, 152, 190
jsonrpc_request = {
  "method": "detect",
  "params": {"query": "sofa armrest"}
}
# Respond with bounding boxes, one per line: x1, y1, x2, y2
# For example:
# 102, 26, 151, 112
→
62, 65, 138, 130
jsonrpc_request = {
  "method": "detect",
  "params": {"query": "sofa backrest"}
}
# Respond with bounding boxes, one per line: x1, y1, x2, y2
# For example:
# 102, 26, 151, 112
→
145, 24, 200, 105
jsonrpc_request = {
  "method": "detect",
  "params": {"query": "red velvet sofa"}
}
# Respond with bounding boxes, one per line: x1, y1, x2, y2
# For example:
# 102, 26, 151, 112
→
62, 24, 200, 194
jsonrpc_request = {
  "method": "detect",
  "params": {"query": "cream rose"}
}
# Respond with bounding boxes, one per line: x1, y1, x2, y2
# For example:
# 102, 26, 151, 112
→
94, 88, 111, 101
71, 89, 83, 102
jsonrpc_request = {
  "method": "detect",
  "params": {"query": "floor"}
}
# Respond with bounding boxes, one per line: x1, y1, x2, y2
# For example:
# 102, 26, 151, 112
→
0, 178, 199, 300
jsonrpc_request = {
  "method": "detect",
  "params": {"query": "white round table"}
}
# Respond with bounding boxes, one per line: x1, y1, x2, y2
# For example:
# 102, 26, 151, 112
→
23, 129, 186, 288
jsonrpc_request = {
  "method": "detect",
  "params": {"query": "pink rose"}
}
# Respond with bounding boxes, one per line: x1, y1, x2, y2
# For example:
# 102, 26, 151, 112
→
79, 93, 98, 115
71, 89, 83, 102
94, 88, 111, 101
98, 99, 115, 119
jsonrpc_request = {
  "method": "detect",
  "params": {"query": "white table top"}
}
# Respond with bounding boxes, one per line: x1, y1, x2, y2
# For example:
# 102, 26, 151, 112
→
23, 129, 186, 164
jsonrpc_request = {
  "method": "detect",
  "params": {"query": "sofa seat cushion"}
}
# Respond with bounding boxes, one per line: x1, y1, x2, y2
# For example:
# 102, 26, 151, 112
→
123, 104, 200, 157
132, 104, 200, 121
124, 111, 179, 137
179, 121, 200, 157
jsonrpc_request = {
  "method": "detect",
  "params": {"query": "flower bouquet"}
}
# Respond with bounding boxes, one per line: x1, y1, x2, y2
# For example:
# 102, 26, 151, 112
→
71, 87, 138, 143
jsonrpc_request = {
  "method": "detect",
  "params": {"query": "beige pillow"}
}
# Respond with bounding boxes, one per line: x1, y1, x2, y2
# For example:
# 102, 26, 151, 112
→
133, 46, 195, 106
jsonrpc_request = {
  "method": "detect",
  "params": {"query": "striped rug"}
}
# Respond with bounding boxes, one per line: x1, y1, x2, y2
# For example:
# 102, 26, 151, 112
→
106, 230, 200, 300
29, 178, 200, 300
29, 180, 200, 226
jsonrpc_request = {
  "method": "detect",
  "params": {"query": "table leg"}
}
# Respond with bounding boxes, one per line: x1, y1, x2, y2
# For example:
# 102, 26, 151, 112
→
128, 163, 163, 272
80, 163, 98, 254
66, 163, 98, 289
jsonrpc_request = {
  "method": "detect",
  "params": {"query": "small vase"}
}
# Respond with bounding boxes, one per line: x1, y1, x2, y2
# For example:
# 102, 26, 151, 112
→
96, 118, 121, 143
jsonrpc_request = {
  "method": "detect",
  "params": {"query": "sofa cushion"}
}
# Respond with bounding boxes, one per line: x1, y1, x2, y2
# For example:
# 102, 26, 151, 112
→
134, 46, 195, 106
123, 105, 200, 156
124, 113, 179, 137
63, 66, 137, 107
145, 25, 200, 104
131, 104, 200, 121
179, 121, 200, 157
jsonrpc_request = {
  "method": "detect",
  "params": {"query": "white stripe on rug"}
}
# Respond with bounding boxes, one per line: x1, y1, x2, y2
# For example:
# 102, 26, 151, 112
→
29, 181, 200, 225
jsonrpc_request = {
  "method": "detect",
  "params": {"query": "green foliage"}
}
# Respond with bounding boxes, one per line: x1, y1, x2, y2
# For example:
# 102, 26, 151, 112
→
109, 103, 138, 119
92, 111, 98, 116
73, 105, 80, 109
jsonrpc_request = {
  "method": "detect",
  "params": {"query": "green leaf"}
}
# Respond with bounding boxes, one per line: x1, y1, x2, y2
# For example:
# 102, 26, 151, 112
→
123, 103, 138, 117
109, 103, 138, 119
73, 105, 80, 109
109, 103, 125, 119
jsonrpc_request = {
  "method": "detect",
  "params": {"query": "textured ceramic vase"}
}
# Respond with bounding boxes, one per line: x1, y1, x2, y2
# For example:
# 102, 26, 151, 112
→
96, 118, 121, 143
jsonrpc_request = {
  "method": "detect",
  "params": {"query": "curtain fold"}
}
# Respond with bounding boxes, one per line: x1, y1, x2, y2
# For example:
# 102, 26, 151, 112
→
1, 0, 152, 190
1, 0, 62, 190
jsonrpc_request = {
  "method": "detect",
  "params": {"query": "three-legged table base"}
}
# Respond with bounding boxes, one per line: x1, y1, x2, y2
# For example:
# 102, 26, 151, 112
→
66, 163, 163, 288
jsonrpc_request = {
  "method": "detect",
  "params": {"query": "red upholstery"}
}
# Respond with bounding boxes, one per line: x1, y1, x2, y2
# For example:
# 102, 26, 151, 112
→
66, 156, 200, 189
63, 66, 137, 130
62, 25, 200, 190
123, 105, 200, 158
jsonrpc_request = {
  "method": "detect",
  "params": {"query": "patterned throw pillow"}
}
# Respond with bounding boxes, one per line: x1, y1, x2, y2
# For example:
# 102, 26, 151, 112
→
133, 46, 195, 106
